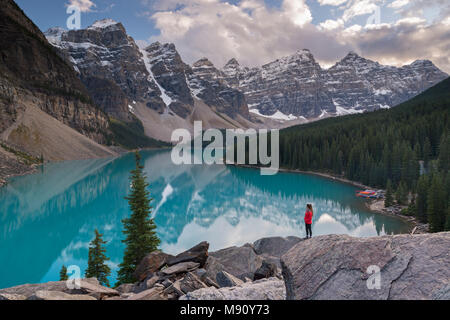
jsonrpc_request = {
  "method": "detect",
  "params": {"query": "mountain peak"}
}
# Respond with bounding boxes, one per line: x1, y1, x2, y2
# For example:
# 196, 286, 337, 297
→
193, 57, 215, 68
88, 19, 122, 30
225, 58, 239, 68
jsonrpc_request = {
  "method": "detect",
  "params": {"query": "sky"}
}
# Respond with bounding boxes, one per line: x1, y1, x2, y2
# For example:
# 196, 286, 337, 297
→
15, 0, 450, 72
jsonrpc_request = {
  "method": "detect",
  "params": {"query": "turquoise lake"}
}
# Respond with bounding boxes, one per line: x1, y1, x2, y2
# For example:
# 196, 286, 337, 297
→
0, 149, 410, 288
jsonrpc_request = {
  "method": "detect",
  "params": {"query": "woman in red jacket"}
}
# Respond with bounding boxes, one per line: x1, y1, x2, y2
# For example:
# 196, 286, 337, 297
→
304, 204, 313, 239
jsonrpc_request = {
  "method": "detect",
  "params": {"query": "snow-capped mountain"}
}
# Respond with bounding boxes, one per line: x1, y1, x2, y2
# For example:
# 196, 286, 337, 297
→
45, 19, 448, 138
45, 20, 252, 142
221, 50, 448, 118
45, 20, 165, 122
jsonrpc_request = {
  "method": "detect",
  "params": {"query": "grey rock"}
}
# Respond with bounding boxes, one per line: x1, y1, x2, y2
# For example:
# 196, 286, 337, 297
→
167, 241, 209, 267
180, 278, 286, 300
179, 272, 208, 293
209, 244, 263, 280
161, 279, 173, 288
194, 268, 207, 280
432, 284, 450, 300
164, 280, 184, 298
0, 293, 27, 300
281, 232, 450, 300
115, 283, 135, 294
216, 271, 244, 288
0, 279, 118, 299
28, 290, 97, 301
134, 251, 173, 282
161, 262, 200, 275
254, 260, 278, 280
253, 236, 303, 258
126, 286, 166, 300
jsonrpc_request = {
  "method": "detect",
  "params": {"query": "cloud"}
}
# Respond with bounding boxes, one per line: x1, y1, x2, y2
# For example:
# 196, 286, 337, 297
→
143, 0, 450, 73
341, 0, 382, 22
317, 0, 348, 6
66, 0, 96, 12
388, 0, 410, 8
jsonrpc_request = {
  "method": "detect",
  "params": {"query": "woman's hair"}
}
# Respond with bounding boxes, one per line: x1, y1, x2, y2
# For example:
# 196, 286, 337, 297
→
307, 204, 313, 212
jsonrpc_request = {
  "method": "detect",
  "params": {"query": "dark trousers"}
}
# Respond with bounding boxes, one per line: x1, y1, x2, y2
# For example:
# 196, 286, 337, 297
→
305, 223, 312, 237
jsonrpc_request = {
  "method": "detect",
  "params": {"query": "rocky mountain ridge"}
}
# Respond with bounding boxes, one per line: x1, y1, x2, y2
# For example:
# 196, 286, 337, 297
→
44, 18, 447, 133
222, 50, 448, 118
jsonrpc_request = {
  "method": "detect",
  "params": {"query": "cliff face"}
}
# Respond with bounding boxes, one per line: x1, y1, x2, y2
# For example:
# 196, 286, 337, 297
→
0, 0, 110, 144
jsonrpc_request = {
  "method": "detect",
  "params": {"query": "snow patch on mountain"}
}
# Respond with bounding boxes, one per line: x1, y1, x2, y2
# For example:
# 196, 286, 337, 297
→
140, 48, 173, 108
250, 108, 298, 121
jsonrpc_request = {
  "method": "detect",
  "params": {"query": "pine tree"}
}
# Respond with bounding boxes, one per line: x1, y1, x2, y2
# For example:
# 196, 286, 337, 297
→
427, 174, 446, 232
116, 151, 160, 286
445, 205, 450, 231
85, 229, 111, 287
384, 179, 394, 207
415, 174, 429, 223
395, 182, 408, 205
59, 265, 68, 281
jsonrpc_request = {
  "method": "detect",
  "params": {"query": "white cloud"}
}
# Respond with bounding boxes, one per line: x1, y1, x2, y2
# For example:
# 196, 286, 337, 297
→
144, 0, 450, 73
317, 0, 348, 5
341, 0, 381, 22
67, 0, 96, 12
395, 17, 426, 25
319, 18, 344, 30
388, 0, 410, 8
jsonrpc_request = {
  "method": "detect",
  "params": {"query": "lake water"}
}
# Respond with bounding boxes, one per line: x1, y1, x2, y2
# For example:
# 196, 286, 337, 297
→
0, 149, 410, 288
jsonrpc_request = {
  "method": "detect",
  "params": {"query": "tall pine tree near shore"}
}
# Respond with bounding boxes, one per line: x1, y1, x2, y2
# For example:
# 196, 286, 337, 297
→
85, 229, 111, 287
116, 151, 160, 286
59, 265, 68, 281
384, 180, 394, 207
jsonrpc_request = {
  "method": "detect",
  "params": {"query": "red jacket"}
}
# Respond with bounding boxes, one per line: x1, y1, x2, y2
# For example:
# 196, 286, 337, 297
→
304, 210, 313, 224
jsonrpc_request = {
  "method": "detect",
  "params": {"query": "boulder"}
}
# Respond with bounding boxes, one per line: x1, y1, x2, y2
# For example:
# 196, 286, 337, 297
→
164, 280, 184, 298
432, 284, 450, 300
204, 256, 227, 280
161, 262, 200, 276
281, 233, 450, 300
167, 241, 209, 267
179, 272, 208, 293
0, 293, 27, 300
254, 260, 277, 280
0, 279, 118, 299
134, 251, 173, 282
180, 278, 286, 300
216, 271, 244, 288
115, 283, 135, 294
28, 290, 97, 300
253, 236, 303, 258
126, 286, 166, 300
209, 244, 263, 280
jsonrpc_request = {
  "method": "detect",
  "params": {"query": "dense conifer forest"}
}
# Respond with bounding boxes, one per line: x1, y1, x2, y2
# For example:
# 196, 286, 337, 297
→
278, 77, 450, 232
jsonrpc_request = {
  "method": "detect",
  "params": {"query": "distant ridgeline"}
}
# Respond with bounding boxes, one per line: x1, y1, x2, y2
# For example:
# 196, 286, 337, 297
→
279, 77, 450, 232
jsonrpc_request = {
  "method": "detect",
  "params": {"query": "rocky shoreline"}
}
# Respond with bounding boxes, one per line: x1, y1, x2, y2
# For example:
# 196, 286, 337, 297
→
367, 199, 429, 234
1, 233, 449, 300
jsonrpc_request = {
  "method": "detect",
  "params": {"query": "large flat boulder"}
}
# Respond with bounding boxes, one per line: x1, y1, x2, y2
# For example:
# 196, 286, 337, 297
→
281, 233, 450, 300
167, 241, 209, 267
209, 244, 263, 280
253, 236, 303, 258
161, 262, 200, 276
180, 278, 286, 300
0, 278, 118, 299
28, 290, 97, 300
